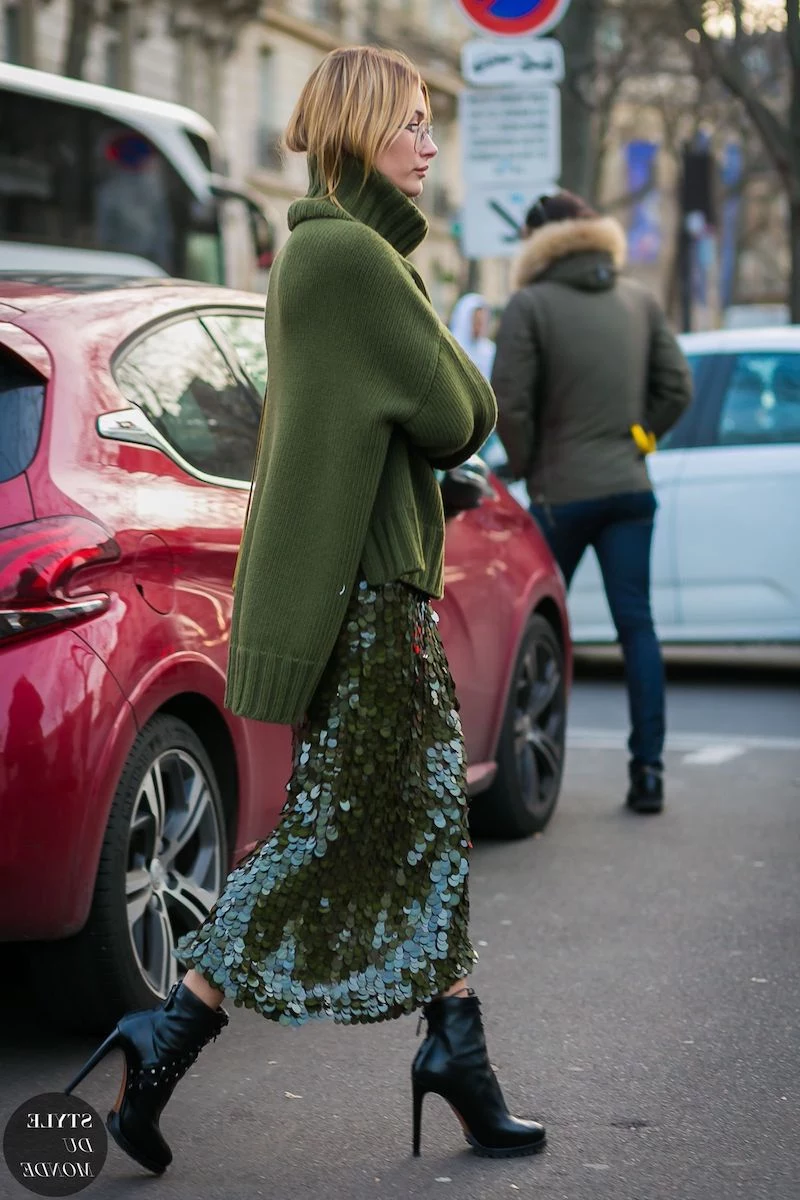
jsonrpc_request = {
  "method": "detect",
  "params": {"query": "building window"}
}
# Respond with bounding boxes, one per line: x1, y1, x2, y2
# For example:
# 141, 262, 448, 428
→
258, 47, 274, 119
178, 31, 198, 109
185, 36, 222, 125
4, 3, 21, 63
255, 48, 282, 171
4, 0, 36, 66
105, 3, 133, 90
309, 0, 340, 26
205, 42, 221, 128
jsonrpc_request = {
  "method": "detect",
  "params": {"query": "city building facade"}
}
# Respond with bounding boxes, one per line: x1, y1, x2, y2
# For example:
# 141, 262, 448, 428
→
2, 1, 787, 323
1, 0, 507, 314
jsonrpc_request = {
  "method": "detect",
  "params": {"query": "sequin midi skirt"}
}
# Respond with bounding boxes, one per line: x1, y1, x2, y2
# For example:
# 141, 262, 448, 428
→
175, 580, 476, 1025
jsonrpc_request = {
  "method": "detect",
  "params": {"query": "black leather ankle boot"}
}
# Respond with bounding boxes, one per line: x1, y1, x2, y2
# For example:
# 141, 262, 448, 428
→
411, 992, 546, 1158
65, 982, 228, 1174
627, 764, 664, 814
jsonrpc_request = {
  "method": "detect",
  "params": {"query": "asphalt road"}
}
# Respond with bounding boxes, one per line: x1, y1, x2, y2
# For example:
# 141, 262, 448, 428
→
2, 666, 799, 1200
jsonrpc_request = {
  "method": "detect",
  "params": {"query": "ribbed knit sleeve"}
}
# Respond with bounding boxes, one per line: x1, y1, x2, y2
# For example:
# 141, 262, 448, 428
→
405, 327, 498, 470
347, 239, 497, 469
226, 221, 445, 725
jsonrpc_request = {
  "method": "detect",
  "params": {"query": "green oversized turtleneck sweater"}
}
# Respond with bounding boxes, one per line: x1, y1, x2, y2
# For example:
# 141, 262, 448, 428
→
225, 159, 497, 726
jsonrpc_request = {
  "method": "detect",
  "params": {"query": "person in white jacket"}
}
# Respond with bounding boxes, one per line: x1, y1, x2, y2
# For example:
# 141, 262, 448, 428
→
448, 292, 496, 379
449, 292, 531, 509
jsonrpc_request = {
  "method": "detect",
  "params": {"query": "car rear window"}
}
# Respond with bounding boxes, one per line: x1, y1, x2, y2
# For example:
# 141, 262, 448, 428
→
0, 349, 45, 483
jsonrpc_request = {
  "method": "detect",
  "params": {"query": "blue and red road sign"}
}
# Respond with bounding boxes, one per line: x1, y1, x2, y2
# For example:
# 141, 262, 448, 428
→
454, 0, 573, 37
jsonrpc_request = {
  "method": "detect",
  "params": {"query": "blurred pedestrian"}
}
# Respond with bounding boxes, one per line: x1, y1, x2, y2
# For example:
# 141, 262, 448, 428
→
447, 292, 521, 489
448, 291, 505, 474
66, 45, 545, 1173
492, 190, 692, 815
448, 291, 496, 379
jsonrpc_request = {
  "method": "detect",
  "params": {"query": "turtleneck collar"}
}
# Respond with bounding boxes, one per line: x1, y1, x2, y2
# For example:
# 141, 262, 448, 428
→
287, 156, 428, 259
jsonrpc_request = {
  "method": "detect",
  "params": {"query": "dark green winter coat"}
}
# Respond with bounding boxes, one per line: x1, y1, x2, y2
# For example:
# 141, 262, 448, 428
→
492, 215, 693, 505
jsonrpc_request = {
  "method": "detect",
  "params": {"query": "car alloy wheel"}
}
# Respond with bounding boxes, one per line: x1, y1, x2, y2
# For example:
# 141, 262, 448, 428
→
126, 747, 225, 998
28, 714, 229, 1032
512, 635, 564, 818
473, 613, 566, 839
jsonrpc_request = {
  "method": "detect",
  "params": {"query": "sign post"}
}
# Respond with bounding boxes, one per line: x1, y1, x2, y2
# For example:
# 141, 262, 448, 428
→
452, 0, 573, 259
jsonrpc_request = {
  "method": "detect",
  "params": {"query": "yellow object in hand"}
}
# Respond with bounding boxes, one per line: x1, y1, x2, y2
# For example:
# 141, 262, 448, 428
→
631, 424, 657, 455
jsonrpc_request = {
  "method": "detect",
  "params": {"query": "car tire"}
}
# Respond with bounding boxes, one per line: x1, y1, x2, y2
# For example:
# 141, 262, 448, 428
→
471, 613, 566, 840
28, 715, 228, 1033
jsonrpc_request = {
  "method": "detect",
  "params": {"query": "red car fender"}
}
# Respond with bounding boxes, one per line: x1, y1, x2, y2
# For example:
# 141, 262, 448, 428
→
123, 649, 279, 855
483, 556, 571, 768
65, 663, 139, 936
125, 648, 229, 729
0, 633, 138, 940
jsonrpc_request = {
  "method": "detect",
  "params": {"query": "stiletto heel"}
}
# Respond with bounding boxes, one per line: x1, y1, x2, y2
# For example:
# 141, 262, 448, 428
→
65, 1030, 122, 1095
412, 1081, 425, 1156
63, 982, 227, 1175
411, 993, 546, 1158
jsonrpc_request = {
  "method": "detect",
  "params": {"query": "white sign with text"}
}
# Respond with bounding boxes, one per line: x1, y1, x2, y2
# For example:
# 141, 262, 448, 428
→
459, 86, 561, 188
461, 38, 565, 87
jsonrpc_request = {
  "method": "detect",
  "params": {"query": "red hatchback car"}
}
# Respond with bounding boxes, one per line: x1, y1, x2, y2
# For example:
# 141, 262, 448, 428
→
0, 277, 570, 1030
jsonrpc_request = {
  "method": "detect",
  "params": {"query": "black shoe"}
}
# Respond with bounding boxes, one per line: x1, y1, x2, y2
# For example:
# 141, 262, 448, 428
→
65, 982, 227, 1174
411, 992, 546, 1158
627, 764, 664, 814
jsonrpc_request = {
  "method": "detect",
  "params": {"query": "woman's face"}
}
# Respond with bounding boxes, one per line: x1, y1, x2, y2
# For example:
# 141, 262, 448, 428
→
472, 306, 490, 339
376, 86, 438, 198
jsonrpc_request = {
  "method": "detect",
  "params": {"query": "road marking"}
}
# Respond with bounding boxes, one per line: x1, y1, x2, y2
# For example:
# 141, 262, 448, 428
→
681, 744, 746, 766
568, 728, 800, 753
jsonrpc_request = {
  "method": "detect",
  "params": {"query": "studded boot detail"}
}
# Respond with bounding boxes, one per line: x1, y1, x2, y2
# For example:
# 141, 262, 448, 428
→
411, 992, 546, 1158
65, 982, 228, 1174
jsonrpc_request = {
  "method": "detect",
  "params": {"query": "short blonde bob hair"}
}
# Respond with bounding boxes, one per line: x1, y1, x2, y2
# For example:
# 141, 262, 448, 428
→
284, 45, 430, 196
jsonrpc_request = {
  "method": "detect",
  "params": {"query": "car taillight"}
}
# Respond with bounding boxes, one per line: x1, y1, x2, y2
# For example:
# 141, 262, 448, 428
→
0, 516, 121, 642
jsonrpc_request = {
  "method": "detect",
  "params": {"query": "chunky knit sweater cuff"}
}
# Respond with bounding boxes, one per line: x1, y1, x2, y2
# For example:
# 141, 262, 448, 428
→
225, 644, 322, 727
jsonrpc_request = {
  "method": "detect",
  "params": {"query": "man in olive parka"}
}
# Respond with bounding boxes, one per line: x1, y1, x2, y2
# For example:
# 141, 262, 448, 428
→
492, 190, 693, 815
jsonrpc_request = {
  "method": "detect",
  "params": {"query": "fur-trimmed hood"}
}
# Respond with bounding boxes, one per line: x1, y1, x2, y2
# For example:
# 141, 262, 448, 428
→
513, 216, 627, 289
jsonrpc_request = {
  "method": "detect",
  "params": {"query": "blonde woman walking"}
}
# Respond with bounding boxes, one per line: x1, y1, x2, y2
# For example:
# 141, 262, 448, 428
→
66, 46, 546, 1171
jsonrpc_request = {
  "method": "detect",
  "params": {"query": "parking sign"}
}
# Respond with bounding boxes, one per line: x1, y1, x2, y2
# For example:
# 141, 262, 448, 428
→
453, 0, 574, 38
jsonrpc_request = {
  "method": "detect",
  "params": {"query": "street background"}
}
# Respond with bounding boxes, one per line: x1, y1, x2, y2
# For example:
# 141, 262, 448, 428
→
4, 0, 800, 325
3, 662, 798, 1200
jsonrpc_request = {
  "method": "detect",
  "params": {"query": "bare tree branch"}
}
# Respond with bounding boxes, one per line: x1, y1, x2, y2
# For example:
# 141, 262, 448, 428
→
675, 0, 790, 175
787, 0, 800, 75
732, 0, 744, 48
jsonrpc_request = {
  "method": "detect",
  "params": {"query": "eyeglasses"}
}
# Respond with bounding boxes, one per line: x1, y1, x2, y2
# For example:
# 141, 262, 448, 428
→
403, 119, 435, 153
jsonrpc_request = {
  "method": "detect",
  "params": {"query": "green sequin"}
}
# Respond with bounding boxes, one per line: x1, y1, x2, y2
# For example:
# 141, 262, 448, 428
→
175, 581, 476, 1024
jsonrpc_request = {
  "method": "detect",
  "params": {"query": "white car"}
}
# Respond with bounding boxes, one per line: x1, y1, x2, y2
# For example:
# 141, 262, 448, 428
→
569, 327, 800, 645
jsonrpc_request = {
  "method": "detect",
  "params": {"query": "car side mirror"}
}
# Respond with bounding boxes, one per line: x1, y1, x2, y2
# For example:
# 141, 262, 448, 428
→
211, 178, 277, 270
440, 462, 495, 517
97, 406, 166, 452
250, 208, 276, 269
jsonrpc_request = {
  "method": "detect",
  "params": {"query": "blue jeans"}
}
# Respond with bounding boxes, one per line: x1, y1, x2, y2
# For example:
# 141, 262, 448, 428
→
530, 491, 665, 769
